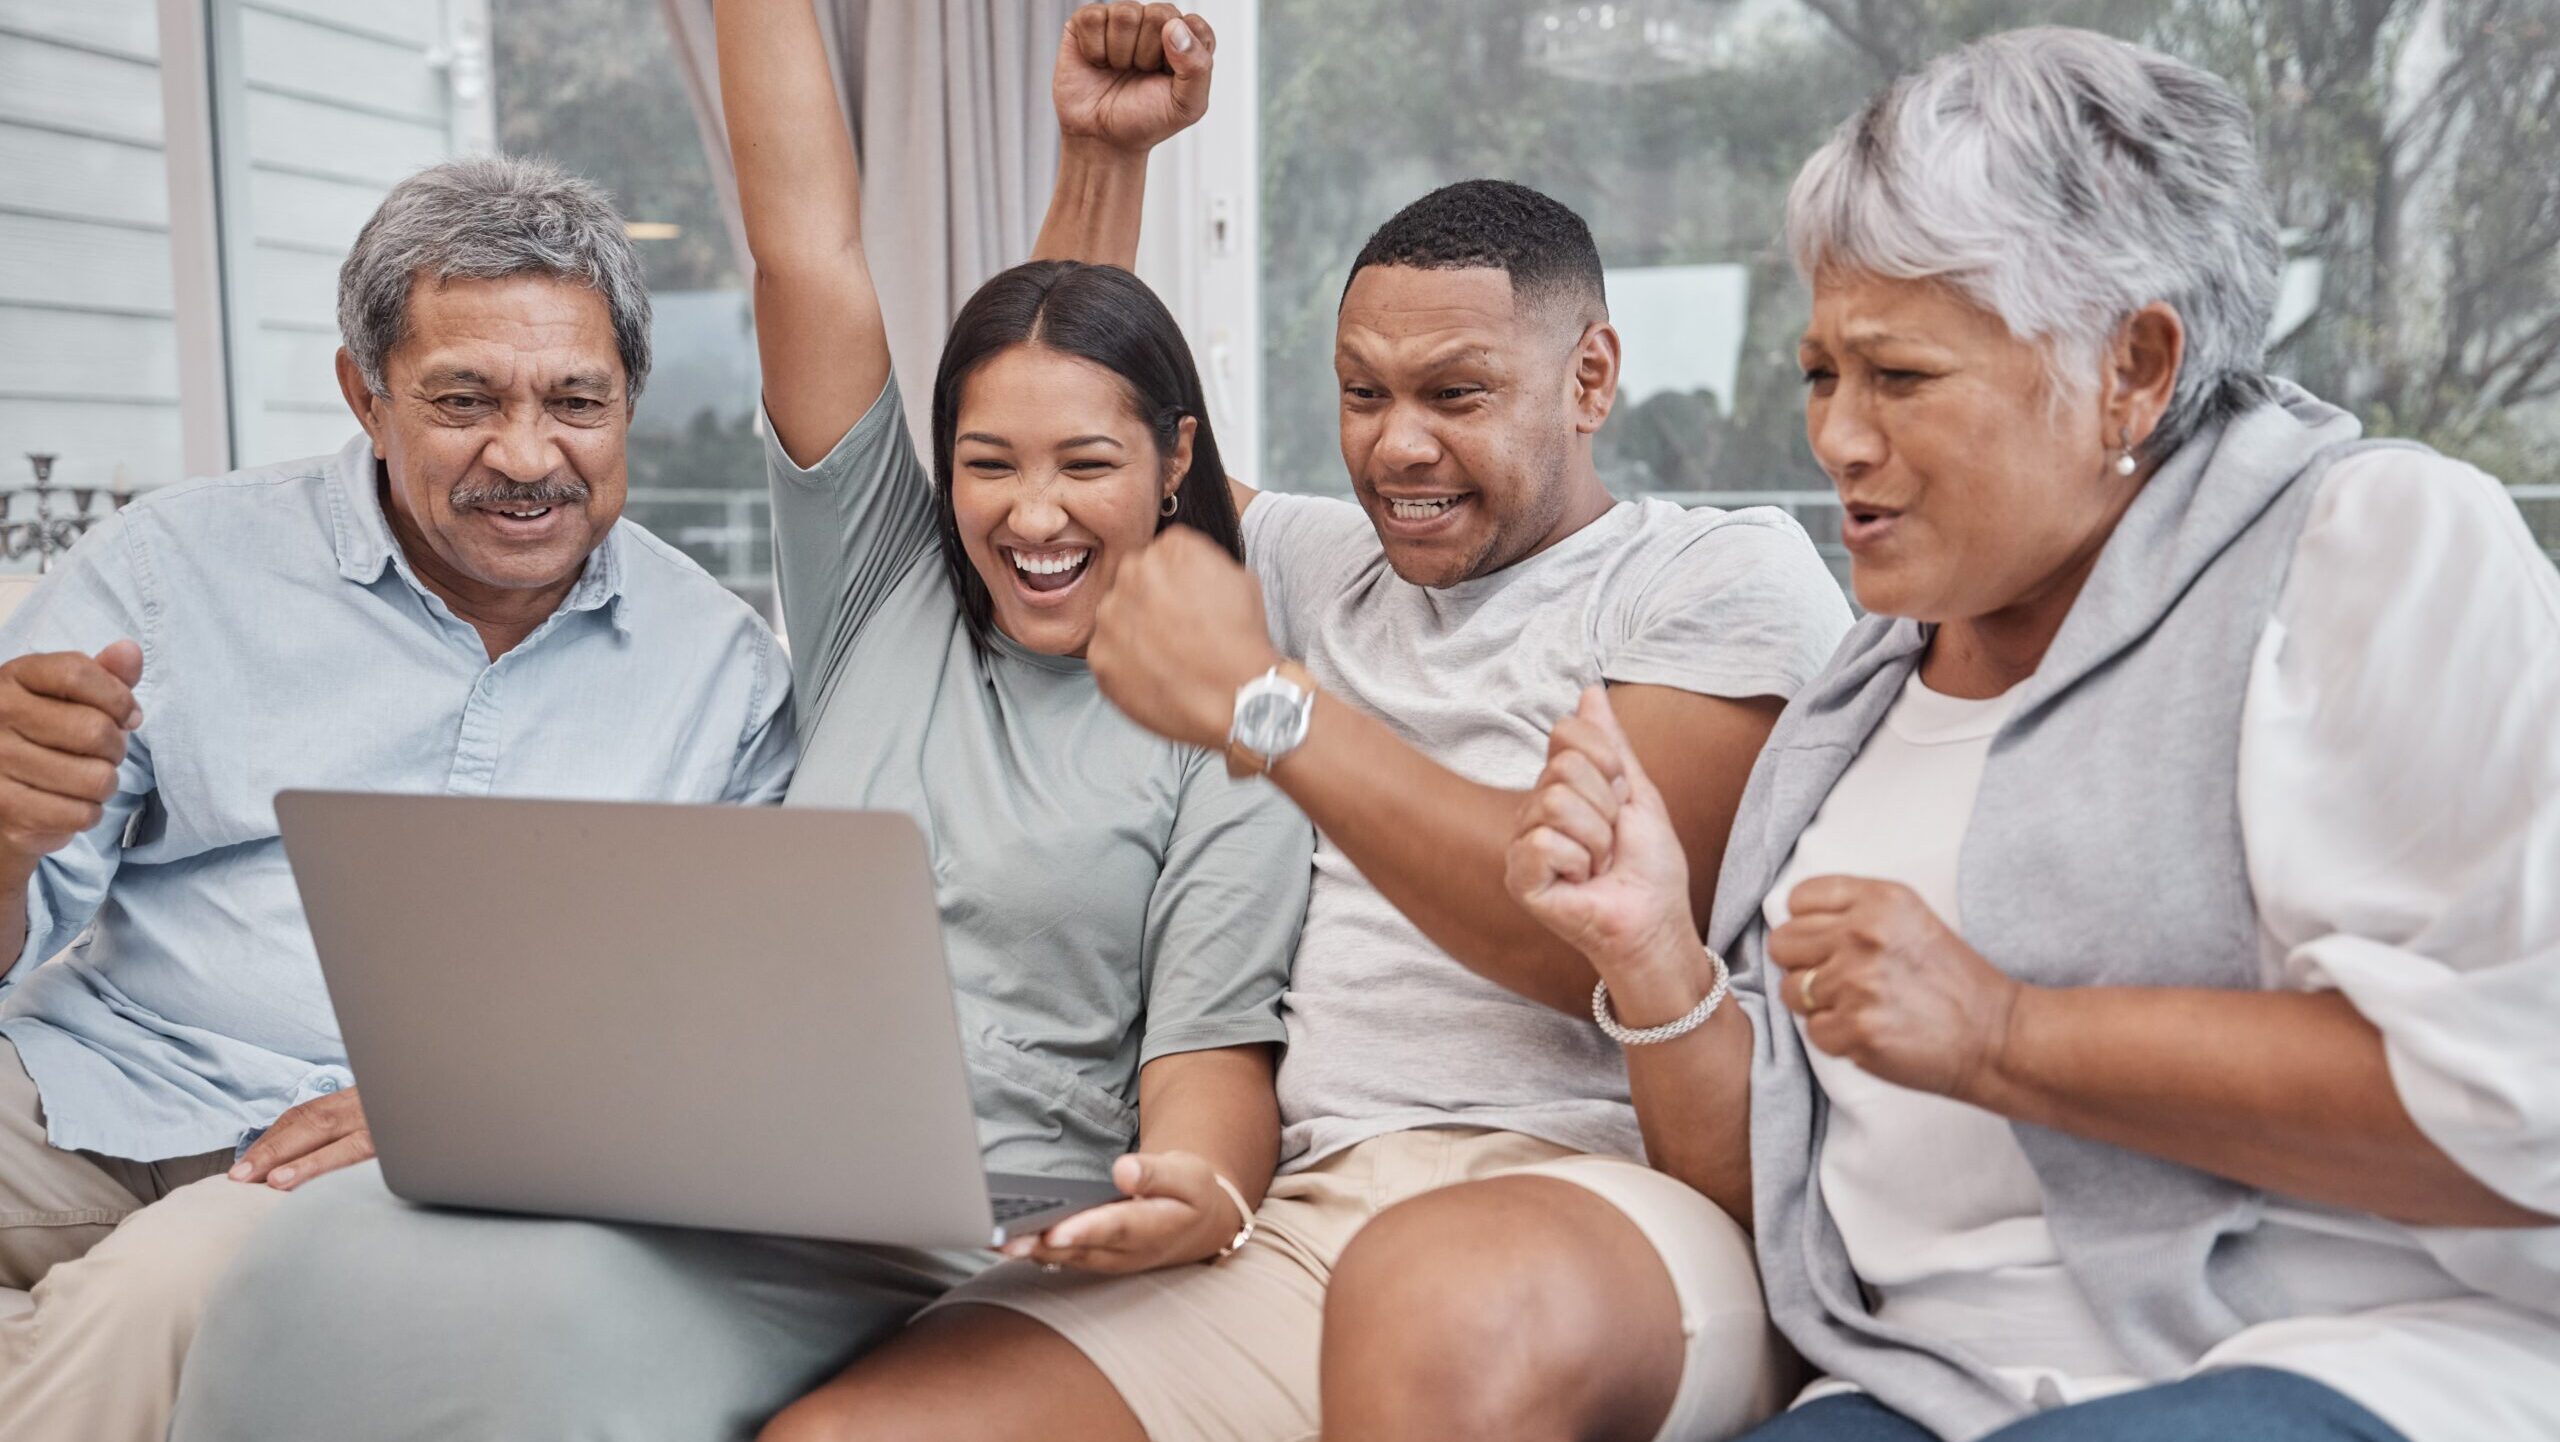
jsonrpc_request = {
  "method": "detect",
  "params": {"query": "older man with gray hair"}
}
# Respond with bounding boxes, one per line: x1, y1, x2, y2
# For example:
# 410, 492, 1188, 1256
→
0, 155, 792, 1442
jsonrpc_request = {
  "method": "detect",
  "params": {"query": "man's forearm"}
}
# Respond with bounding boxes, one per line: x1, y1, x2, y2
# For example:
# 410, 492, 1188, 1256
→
1033, 139, 1152, 269
1272, 693, 1601, 1014
1267, 683, 1777, 1016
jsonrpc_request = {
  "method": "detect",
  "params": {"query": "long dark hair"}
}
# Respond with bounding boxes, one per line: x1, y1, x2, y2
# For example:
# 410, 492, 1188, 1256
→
929, 260, 1243, 648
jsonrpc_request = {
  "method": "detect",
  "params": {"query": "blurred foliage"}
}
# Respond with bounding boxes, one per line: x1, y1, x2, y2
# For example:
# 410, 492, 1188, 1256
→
492, 0, 765, 517
1262, 0, 2560, 495
625, 404, 764, 493
490, 0, 738, 294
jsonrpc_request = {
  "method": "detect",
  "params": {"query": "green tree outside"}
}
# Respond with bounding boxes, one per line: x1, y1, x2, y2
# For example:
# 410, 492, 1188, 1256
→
1261, 0, 2560, 520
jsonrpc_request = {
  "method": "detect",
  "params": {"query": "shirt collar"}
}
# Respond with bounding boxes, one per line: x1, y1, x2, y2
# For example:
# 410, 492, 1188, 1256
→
323, 433, 632, 635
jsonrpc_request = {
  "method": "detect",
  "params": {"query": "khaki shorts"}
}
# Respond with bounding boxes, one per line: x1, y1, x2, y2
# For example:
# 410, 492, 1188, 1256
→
927, 1127, 1783, 1442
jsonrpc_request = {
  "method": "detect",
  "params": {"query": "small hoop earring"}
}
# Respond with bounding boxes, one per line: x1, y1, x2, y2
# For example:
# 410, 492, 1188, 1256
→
1160, 491, 1180, 518
2113, 426, 2139, 478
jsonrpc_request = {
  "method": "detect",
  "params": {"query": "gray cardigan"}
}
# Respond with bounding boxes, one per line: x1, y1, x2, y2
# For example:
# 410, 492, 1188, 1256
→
1710, 386, 2407, 1439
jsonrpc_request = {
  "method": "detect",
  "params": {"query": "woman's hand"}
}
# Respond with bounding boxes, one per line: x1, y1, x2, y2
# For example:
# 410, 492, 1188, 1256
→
1506, 687, 1702, 996
1054, 3, 1216, 156
1769, 876, 2023, 1100
1001, 1150, 1244, 1275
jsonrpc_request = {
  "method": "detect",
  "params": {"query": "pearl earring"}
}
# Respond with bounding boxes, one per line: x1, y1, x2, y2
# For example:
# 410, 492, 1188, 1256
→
2113, 427, 2138, 478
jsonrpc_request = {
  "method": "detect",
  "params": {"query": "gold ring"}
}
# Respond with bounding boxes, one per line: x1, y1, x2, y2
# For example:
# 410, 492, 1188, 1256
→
1800, 967, 1821, 1009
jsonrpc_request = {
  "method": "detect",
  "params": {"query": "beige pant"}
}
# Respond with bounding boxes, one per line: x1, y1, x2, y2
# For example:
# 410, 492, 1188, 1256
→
933, 1127, 1783, 1442
0, 1039, 286, 1442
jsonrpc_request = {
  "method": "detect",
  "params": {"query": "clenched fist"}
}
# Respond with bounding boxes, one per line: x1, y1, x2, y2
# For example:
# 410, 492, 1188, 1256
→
1506, 686, 1697, 978
1088, 525, 1277, 750
1055, 2, 1217, 155
1769, 876, 2024, 1101
0, 639, 142, 865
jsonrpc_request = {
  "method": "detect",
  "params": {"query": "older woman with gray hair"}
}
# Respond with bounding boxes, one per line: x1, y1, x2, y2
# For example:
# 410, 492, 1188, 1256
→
1349, 25, 2560, 1442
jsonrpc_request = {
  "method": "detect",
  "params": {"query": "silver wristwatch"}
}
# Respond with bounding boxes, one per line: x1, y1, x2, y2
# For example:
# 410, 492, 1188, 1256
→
1225, 663, 1314, 778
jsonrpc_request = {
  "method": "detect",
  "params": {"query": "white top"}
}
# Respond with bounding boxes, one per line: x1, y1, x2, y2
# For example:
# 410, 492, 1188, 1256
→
1764, 449, 2560, 1440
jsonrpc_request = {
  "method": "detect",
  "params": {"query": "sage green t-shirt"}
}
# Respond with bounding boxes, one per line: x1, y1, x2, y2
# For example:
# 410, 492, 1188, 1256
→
768, 379, 1311, 1182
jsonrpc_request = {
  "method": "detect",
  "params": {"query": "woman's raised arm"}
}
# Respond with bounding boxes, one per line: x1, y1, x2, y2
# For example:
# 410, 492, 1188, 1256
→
717, 0, 886, 468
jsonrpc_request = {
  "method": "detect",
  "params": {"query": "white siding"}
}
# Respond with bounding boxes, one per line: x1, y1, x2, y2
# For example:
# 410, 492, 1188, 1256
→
0, 1, 182, 494
0, 32, 163, 145
0, 0, 160, 59
0, 126, 171, 228
0, 308, 180, 401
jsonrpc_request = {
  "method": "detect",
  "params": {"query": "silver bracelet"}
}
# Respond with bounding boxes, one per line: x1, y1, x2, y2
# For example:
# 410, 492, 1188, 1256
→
1592, 948, 1731, 1047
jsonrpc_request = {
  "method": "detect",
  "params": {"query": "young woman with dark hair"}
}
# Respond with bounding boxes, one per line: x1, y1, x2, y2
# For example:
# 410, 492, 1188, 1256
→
925, 259, 1245, 649
717, 1, 1311, 1431
155, 9, 1305, 1442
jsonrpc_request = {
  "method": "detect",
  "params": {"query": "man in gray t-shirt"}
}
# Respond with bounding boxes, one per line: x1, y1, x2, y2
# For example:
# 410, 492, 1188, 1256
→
871, 145, 1851, 1442
1237, 487, 1844, 1172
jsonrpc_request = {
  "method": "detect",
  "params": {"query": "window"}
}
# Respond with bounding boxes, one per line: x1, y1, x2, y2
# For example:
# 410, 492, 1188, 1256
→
1252, 0, 2560, 575
7, 1, 2550, 589
491, 0, 773, 618
0, 0, 775, 610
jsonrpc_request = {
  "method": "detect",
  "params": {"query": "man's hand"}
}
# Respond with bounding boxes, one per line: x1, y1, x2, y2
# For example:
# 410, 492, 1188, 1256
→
229, 1086, 373, 1191
1089, 525, 1279, 750
1506, 687, 1704, 1003
1769, 877, 2024, 1101
1002, 1151, 1243, 1275
1055, 2, 1216, 155
0, 640, 143, 866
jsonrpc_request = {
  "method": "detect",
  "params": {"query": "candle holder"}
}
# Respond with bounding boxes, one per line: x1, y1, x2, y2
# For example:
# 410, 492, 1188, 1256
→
4, 454, 128, 574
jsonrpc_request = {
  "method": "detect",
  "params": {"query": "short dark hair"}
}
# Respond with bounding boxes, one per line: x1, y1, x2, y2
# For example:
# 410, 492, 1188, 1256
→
1345, 179, 1607, 316
930, 261, 1243, 649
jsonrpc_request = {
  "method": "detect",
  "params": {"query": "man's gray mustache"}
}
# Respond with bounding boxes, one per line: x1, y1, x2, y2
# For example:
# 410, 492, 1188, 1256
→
450, 479, 590, 509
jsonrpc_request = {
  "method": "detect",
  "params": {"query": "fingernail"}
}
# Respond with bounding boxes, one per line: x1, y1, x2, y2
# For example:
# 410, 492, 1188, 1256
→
1166, 19, 1193, 51
228, 1161, 251, 1180
271, 1167, 295, 1186
124, 710, 143, 732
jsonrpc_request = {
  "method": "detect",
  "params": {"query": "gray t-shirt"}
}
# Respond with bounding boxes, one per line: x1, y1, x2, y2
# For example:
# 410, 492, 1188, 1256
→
770, 381, 1313, 1182
1246, 491, 1852, 1168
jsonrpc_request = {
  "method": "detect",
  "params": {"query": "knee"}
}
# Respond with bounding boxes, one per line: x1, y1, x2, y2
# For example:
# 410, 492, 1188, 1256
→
754, 1380, 976, 1442
52, 1175, 284, 1346
177, 1167, 645, 1438
1326, 1179, 1664, 1436
755, 1397, 850, 1442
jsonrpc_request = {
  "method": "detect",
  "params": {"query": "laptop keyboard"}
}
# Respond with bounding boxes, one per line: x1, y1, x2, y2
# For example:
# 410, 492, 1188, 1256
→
990, 1192, 1068, 1227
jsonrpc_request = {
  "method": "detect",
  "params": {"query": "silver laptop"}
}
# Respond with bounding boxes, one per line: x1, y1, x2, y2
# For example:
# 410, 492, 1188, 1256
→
275, 790, 1121, 1250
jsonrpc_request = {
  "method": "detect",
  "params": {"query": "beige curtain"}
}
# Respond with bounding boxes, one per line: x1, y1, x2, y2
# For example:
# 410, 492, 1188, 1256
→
659, 0, 1072, 444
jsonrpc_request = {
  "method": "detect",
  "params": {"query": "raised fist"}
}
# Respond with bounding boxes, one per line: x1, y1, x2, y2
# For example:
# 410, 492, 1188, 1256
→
1055, 2, 1217, 154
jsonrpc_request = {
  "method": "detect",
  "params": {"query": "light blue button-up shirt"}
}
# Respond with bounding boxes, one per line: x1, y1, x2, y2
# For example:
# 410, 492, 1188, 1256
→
0, 435, 795, 1162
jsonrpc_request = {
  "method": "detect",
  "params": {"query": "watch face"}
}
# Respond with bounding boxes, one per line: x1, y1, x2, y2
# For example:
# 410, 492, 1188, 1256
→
1235, 691, 1298, 752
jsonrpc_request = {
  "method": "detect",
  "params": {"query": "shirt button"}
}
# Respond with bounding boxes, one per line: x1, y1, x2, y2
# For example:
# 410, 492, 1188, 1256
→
313, 1076, 342, 1094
